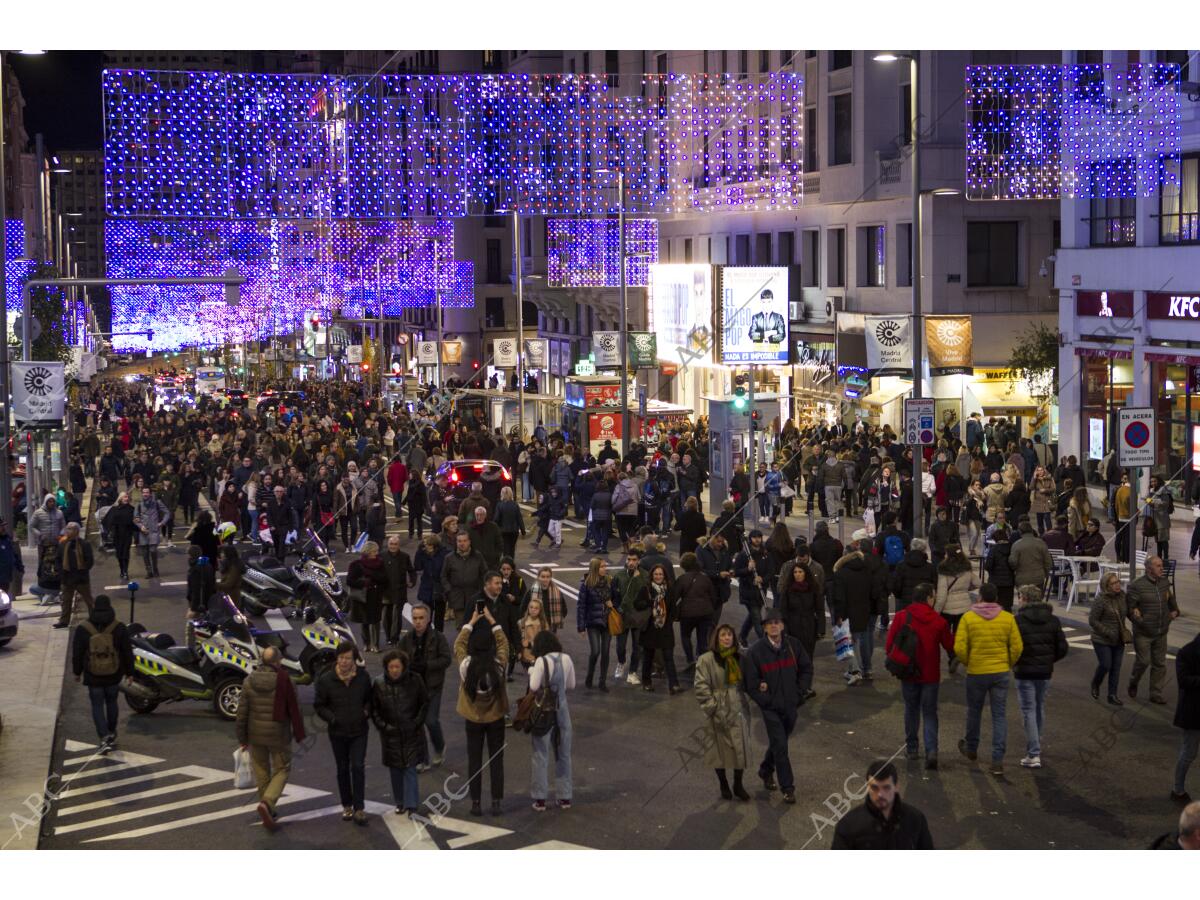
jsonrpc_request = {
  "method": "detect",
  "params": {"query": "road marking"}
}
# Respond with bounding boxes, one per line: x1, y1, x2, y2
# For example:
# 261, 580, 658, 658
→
520, 839, 593, 850
264, 609, 294, 632
274, 800, 393, 824
58, 767, 228, 815
103, 584, 129, 591
58, 765, 209, 800
63, 749, 163, 770
387, 812, 512, 850
161, 580, 186, 587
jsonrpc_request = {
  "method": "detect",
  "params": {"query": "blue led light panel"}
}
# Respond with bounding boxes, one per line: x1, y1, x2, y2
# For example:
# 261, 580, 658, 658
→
546, 218, 658, 287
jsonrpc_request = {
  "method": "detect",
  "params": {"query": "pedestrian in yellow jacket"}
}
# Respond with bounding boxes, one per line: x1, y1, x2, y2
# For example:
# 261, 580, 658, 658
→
955, 583, 1024, 776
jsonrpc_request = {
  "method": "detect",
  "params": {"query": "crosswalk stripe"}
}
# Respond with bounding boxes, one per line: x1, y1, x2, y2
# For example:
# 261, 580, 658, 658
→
63, 749, 163, 771
275, 800, 392, 824
55, 787, 259, 835
58, 768, 228, 816
58, 765, 209, 800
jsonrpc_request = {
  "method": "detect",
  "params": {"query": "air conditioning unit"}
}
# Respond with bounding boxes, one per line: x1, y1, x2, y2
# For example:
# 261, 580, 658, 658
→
825, 295, 845, 320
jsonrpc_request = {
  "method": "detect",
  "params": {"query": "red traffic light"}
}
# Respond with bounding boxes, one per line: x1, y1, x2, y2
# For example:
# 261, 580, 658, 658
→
472, 360, 480, 369
361, 363, 370, 372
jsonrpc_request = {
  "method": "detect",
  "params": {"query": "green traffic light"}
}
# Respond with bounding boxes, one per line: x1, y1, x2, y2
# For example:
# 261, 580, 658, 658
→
733, 394, 747, 410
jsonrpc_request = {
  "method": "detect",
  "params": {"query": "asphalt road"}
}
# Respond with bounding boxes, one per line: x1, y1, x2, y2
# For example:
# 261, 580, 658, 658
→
38, 505, 1194, 850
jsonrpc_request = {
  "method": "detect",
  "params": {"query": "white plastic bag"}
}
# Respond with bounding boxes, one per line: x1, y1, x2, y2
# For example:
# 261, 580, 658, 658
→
233, 747, 254, 790
832, 621, 856, 663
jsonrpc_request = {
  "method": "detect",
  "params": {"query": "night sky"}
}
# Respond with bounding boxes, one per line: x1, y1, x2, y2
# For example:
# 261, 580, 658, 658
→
9, 51, 104, 151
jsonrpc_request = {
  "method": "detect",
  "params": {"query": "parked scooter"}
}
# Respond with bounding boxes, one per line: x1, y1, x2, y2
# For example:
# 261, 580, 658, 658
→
238, 528, 343, 616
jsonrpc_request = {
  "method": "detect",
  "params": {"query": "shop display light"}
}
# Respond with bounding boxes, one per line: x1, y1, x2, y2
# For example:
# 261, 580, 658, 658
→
965, 63, 1181, 200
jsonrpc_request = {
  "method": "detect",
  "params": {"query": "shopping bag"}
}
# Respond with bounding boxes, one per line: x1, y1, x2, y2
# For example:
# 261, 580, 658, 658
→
832, 621, 856, 662
233, 747, 254, 790
863, 508, 876, 537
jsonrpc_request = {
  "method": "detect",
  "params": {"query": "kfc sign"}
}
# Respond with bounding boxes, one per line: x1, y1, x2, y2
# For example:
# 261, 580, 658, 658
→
1075, 291, 1132, 319
1148, 292, 1200, 320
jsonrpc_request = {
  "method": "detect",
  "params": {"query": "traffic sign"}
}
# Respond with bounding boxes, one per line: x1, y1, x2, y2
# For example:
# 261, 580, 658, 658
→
1117, 407, 1155, 467
904, 397, 936, 446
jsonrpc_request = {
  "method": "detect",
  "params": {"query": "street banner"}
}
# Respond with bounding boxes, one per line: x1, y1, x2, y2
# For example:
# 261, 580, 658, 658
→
346, 345, 363, 364
523, 339, 548, 369
12, 361, 66, 427
926, 315, 974, 375
441, 340, 464, 365
416, 341, 438, 365
719, 266, 790, 364
588, 411, 622, 457
864, 315, 913, 377
628, 332, 657, 368
494, 338, 518, 368
593, 331, 621, 368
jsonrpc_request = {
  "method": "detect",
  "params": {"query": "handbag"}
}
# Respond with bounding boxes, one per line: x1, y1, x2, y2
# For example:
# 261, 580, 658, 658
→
513, 658, 559, 736
320, 510, 335, 527
1142, 517, 1157, 539
780, 483, 796, 499
232, 747, 254, 790
607, 606, 624, 636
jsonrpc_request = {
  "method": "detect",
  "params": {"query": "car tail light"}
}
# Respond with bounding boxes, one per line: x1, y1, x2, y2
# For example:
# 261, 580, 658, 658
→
501, 466, 512, 481
449, 470, 458, 483
472, 463, 484, 470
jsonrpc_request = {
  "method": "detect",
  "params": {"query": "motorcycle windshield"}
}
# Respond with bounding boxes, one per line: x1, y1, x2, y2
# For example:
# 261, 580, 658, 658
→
301, 528, 333, 568
208, 593, 254, 644
309, 590, 348, 627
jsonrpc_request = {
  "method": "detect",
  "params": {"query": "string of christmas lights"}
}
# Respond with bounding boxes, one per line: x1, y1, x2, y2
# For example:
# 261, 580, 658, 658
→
965, 63, 1181, 200
545, 218, 658, 287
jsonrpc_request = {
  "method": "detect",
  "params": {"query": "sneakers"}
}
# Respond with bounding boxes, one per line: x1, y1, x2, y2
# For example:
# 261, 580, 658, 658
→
990, 761, 1005, 776
532, 799, 546, 812
845, 671, 863, 686
99, 734, 116, 755
342, 806, 354, 821
431, 752, 444, 767
761, 773, 778, 792
353, 810, 368, 826
905, 748, 920, 761
782, 789, 797, 804
626, 672, 641, 685
1019, 756, 1042, 769
416, 763, 431, 773
557, 799, 572, 810
957, 739, 977, 762
257, 801, 278, 831
614, 663, 625, 680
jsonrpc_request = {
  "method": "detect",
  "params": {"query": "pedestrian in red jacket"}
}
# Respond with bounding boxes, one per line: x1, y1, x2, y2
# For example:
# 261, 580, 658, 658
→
387, 460, 409, 525
886, 582, 954, 770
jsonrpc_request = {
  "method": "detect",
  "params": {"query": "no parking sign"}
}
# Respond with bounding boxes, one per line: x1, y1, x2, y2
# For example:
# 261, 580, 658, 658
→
1117, 407, 1154, 467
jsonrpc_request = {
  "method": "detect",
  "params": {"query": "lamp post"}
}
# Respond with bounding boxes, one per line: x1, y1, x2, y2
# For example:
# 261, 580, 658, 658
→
513, 210, 524, 442
875, 51, 924, 537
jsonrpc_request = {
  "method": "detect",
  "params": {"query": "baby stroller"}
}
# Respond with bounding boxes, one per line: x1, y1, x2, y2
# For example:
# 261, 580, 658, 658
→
31, 543, 62, 607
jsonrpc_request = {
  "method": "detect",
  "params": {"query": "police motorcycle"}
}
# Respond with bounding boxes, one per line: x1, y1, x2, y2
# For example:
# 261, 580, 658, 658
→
238, 528, 344, 616
253, 588, 359, 681
122, 595, 258, 721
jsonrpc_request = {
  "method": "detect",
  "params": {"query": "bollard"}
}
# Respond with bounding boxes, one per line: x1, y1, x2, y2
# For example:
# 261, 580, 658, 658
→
127, 581, 140, 624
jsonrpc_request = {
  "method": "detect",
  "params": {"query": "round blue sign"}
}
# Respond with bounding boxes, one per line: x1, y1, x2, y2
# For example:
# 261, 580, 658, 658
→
1124, 421, 1150, 449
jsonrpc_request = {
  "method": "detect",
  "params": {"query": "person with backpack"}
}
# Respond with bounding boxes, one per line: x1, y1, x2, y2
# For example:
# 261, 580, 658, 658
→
887, 583, 955, 769
528, 630, 575, 811
889, 538, 936, 614
71, 594, 134, 753
694, 624, 752, 801
454, 609, 509, 817
875, 513, 912, 572
1012, 584, 1068, 769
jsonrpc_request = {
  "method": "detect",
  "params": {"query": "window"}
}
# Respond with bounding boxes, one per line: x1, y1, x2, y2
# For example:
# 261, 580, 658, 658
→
755, 233, 771, 265
605, 49, 619, 74
735, 234, 751, 264
583, 52, 590, 72
897, 223, 913, 287
739, 50, 748, 75
805, 49, 817, 59
831, 94, 852, 166
523, 217, 533, 255
805, 106, 818, 172
831, 51, 852, 70
684, 238, 693, 262
1160, 153, 1200, 244
900, 82, 912, 146
857, 225, 886, 287
568, 57, 576, 75
1089, 160, 1136, 246
967, 221, 1020, 287
801, 230, 820, 286
777, 231, 795, 265
486, 238, 502, 283
721, 50, 728, 75
828, 228, 846, 287
759, 50, 770, 72
484, 297, 505, 328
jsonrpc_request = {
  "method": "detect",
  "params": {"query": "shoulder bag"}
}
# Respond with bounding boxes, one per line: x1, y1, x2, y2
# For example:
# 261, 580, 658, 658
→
513, 656, 559, 736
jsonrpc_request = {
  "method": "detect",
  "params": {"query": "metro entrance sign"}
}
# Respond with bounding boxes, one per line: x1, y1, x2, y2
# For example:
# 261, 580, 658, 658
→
1117, 407, 1155, 467
904, 397, 936, 446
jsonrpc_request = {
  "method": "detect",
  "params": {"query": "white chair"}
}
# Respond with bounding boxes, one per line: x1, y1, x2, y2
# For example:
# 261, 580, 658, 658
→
1065, 557, 1101, 612
1047, 549, 1069, 604
1134, 550, 1147, 575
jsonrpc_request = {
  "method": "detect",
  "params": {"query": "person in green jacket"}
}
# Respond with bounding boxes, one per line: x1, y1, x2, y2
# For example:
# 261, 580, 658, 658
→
955, 582, 1024, 776
611, 547, 647, 684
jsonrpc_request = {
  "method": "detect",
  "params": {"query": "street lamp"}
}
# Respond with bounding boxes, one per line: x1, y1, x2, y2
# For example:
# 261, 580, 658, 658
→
875, 50, 924, 536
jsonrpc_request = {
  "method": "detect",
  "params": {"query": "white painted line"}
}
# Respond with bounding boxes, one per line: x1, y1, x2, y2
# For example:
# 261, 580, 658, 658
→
103, 584, 128, 591
520, 839, 593, 850
275, 799, 391, 824
56, 787, 256, 834
161, 580, 186, 587
80, 783, 330, 842
64, 740, 98, 753
63, 749, 163, 770
58, 768, 227, 815
58, 765, 205, 800
264, 609, 293, 632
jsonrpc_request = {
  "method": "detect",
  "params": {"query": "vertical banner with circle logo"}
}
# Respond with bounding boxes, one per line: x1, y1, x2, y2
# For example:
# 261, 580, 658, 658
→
593, 331, 622, 368
441, 341, 464, 365
925, 315, 974, 375
494, 338, 518, 368
12, 361, 66, 427
628, 332, 658, 368
523, 339, 548, 369
864, 315, 913, 377
416, 341, 439, 365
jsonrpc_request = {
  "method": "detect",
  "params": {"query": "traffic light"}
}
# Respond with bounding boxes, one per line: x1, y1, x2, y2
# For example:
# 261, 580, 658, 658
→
472, 360, 480, 370
390, 353, 402, 376
310, 315, 320, 331
750, 409, 761, 430
732, 374, 747, 410
361, 362, 370, 373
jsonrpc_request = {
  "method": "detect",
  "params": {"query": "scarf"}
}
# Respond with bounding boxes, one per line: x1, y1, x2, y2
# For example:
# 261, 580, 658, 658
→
718, 645, 741, 685
270, 665, 307, 742
651, 583, 668, 628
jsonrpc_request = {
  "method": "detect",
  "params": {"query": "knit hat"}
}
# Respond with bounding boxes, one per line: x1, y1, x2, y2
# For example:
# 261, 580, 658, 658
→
748, 529, 763, 539
815, 520, 829, 534
94, 594, 112, 612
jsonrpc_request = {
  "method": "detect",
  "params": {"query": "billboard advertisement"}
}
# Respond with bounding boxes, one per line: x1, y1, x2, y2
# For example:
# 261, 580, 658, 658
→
647, 264, 714, 366
719, 267, 789, 364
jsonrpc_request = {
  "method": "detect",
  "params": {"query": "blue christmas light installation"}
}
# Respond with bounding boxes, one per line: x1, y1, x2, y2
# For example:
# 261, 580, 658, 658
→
965, 63, 1181, 200
546, 218, 658, 287
4, 219, 37, 321
104, 71, 805, 217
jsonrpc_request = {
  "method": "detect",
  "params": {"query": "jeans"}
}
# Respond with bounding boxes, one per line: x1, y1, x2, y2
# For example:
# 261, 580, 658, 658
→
758, 706, 798, 791
641, 646, 680, 688
740, 605, 764, 643
1130, 631, 1168, 700
1176, 730, 1200, 794
593, 520, 610, 553
392, 491, 405, 522
901, 681, 939, 756
757, 493, 771, 518
1091, 641, 1124, 698
1036, 512, 1051, 534
585, 626, 610, 685
616, 628, 641, 672
659, 503, 673, 533
249, 746, 292, 812
679, 616, 710, 665
849, 622, 875, 675
464, 719, 505, 803
88, 683, 120, 740
1016, 678, 1049, 758
422, 685, 445, 758
531, 708, 573, 801
388, 766, 420, 810
329, 732, 368, 811
522, 472, 531, 501
141, 543, 160, 576
963, 672, 1009, 762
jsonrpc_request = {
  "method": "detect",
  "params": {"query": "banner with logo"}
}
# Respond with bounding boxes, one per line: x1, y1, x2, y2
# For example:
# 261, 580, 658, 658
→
416, 341, 438, 365
523, 338, 548, 369
441, 340, 464, 365
13, 361, 66, 427
925, 315, 974, 375
628, 332, 657, 368
494, 337, 518, 368
864, 315, 912, 377
588, 410, 623, 458
593, 331, 621, 368
719, 267, 790, 364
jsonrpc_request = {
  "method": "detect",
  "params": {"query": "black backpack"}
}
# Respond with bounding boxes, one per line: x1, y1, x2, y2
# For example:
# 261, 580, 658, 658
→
885, 609, 921, 680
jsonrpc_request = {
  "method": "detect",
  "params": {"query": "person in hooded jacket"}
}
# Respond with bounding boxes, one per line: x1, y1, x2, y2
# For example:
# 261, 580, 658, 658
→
71, 594, 134, 752
808, 520, 843, 579
371, 649, 429, 816
673, 552, 718, 669
889, 539, 936, 613
984, 526, 1016, 611
833, 540, 881, 685
927, 506, 958, 567
1012, 584, 1068, 769
887, 584, 954, 769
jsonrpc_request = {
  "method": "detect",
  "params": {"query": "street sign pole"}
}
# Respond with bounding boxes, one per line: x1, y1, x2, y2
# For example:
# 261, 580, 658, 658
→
1116, 407, 1155, 578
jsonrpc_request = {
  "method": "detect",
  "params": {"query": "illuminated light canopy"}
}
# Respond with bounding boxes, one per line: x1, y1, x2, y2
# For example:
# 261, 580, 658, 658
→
965, 63, 1181, 200
103, 70, 805, 217
4, 219, 37, 320
546, 218, 658, 287
105, 218, 472, 353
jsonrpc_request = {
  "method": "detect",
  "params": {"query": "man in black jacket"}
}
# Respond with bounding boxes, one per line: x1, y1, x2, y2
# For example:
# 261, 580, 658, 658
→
398, 604, 452, 770
313, 642, 372, 824
1172, 633, 1200, 804
1013, 584, 1068, 769
697, 533, 734, 629
263, 485, 292, 561
809, 521, 843, 580
889, 540, 937, 614
742, 608, 813, 803
832, 760, 934, 849
71, 594, 134, 752
734, 529, 772, 645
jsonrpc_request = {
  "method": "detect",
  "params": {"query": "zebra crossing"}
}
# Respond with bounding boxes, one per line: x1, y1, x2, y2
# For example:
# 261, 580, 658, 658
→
1059, 624, 1176, 660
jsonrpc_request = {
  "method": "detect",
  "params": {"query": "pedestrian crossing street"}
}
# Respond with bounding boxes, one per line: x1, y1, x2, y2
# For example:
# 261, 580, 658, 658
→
51, 740, 590, 849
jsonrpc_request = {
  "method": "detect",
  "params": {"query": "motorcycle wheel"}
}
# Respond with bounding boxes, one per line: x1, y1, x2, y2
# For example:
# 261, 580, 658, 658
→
213, 677, 243, 720
241, 596, 266, 617
308, 652, 334, 680
125, 682, 160, 714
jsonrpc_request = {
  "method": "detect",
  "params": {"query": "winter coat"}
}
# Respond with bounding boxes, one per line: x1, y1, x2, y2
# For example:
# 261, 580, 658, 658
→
983, 483, 1007, 521
468, 520, 504, 569
612, 479, 640, 517
453, 624, 510, 723
56, 538, 95, 586
637, 583, 676, 650
577, 577, 614, 630
1030, 475, 1055, 515
236, 667, 294, 749
833, 552, 877, 633
71, 604, 134, 687
935, 567, 979, 617
889, 550, 936, 612
371, 670, 429, 769
743, 634, 813, 711
694, 650, 752, 769
440, 549, 488, 614
1014, 602, 1068, 679
1126, 574, 1179, 637
1174, 635, 1200, 731
984, 541, 1016, 588
927, 519, 958, 560
672, 570, 717, 620
312, 667, 372, 738
397, 627, 452, 692
677, 509, 708, 556
347, 556, 388, 622
493, 499, 525, 535
414, 545, 447, 605
134, 497, 169, 545
809, 532, 844, 576
953, 603, 1024, 675
831, 796, 934, 850
589, 484, 613, 522
1009, 533, 1052, 589
778, 577, 823, 652
29, 504, 65, 546
382, 549, 415, 606
886, 601, 954, 684
734, 547, 772, 609
1005, 483, 1031, 521
1088, 589, 1129, 646
696, 542, 734, 605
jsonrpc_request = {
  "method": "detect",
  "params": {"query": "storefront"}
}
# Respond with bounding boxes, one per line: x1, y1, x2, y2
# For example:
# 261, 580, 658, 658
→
790, 331, 842, 429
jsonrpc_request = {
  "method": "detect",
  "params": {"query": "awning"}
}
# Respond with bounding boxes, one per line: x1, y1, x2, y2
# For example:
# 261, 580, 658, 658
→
1074, 346, 1132, 359
969, 378, 1037, 409
1145, 350, 1200, 364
